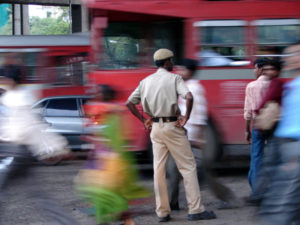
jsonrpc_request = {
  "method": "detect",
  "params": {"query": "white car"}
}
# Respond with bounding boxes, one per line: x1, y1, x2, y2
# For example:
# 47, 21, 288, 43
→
32, 95, 95, 150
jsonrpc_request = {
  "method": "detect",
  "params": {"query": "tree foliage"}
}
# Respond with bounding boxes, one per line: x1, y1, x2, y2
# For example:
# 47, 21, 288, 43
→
30, 7, 70, 35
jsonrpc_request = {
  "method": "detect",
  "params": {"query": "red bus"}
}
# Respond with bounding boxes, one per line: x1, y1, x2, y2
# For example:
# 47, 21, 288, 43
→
0, 33, 90, 96
81, 0, 300, 161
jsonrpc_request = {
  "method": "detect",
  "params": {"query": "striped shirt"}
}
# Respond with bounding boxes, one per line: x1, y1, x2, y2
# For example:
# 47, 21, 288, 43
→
244, 75, 270, 120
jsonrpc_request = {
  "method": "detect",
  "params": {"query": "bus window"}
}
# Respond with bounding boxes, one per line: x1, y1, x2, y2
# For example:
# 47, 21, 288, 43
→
23, 52, 41, 82
253, 19, 300, 57
195, 20, 250, 67
100, 21, 183, 69
0, 50, 48, 83
53, 52, 88, 86
151, 21, 183, 65
100, 22, 145, 69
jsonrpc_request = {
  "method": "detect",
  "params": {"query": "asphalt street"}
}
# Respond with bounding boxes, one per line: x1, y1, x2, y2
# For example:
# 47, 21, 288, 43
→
0, 151, 263, 225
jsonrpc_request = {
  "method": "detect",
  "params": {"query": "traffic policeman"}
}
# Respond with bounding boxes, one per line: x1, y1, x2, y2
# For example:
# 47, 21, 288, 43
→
126, 48, 216, 222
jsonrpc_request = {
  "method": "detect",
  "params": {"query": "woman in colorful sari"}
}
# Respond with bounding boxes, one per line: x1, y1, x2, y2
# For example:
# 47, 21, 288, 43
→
75, 85, 150, 225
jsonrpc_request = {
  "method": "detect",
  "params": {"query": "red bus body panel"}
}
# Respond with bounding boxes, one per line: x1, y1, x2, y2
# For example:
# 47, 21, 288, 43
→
80, 0, 300, 152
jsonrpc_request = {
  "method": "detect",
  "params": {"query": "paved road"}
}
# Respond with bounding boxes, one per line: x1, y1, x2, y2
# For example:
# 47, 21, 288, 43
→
0, 158, 261, 225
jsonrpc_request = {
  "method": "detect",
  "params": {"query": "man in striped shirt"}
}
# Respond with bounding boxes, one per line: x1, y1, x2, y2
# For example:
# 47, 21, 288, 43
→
244, 58, 270, 199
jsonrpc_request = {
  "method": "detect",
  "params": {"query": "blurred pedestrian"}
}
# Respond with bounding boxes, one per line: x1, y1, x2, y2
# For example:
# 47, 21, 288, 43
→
0, 76, 76, 225
126, 49, 216, 222
251, 59, 283, 204
178, 59, 207, 149
166, 58, 241, 210
76, 84, 150, 225
0, 53, 22, 83
244, 58, 270, 199
259, 42, 300, 225
256, 59, 283, 118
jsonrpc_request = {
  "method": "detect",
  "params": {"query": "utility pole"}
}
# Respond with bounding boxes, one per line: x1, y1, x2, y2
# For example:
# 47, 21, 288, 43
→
69, 0, 72, 33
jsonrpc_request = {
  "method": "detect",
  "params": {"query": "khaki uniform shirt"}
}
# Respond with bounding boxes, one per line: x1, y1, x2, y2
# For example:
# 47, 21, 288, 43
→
128, 68, 190, 117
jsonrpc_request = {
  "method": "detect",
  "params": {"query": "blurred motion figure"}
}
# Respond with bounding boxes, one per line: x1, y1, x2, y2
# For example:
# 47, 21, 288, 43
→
250, 59, 283, 205
260, 42, 300, 225
0, 53, 22, 83
167, 58, 240, 210
76, 84, 149, 225
0, 76, 76, 225
166, 58, 207, 210
244, 58, 270, 198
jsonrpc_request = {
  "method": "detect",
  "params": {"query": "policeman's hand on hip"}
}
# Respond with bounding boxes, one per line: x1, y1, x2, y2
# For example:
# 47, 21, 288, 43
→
174, 115, 188, 128
144, 118, 153, 130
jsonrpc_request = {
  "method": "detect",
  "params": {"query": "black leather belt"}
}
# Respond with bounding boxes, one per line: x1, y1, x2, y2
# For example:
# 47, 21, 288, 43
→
152, 117, 177, 123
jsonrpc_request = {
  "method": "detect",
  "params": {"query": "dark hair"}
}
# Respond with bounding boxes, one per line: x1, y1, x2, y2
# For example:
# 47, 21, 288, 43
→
11, 74, 22, 85
263, 58, 282, 71
155, 58, 171, 67
0, 88, 5, 97
99, 84, 116, 101
182, 58, 198, 72
254, 58, 268, 68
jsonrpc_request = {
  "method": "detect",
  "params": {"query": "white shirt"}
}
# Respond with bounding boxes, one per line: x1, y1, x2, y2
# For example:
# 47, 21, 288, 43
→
178, 79, 207, 141
0, 87, 68, 159
198, 50, 233, 67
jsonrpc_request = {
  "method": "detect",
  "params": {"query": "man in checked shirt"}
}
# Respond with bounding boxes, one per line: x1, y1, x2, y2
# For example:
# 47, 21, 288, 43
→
244, 58, 270, 202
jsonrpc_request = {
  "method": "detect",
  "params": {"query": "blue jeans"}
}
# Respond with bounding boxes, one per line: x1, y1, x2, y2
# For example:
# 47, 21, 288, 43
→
248, 128, 265, 195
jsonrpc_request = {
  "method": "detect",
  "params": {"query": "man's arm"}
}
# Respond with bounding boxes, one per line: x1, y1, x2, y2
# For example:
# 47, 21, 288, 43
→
126, 101, 152, 130
244, 85, 252, 143
185, 92, 193, 119
245, 120, 251, 144
175, 92, 193, 127
126, 101, 145, 123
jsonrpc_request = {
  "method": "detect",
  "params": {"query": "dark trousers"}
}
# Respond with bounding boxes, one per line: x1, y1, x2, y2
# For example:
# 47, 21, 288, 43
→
166, 149, 236, 208
260, 138, 300, 225
0, 144, 78, 225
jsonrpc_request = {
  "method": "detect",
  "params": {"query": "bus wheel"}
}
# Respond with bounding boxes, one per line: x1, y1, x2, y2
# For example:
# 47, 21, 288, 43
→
202, 120, 223, 164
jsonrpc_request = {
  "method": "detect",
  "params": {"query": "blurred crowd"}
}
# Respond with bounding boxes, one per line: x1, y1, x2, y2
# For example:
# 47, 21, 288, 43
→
244, 42, 300, 225
0, 37, 299, 225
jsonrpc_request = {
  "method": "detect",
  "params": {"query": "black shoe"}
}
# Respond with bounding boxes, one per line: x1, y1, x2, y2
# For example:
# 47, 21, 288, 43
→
170, 204, 180, 211
188, 211, 216, 221
158, 214, 171, 222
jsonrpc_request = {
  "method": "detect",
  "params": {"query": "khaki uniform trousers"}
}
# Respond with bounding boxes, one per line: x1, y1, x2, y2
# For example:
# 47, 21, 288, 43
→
150, 120, 205, 217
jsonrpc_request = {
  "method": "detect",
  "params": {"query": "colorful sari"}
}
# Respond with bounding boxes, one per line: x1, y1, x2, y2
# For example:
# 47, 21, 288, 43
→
75, 102, 150, 224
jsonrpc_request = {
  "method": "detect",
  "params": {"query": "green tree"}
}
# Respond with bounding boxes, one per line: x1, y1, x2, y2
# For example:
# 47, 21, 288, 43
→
29, 6, 70, 35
